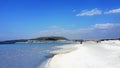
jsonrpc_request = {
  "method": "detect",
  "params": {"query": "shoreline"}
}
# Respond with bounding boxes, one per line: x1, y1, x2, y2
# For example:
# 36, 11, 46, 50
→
38, 43, 80, 68
43, 40, 120, 68
50, 43, 80, 54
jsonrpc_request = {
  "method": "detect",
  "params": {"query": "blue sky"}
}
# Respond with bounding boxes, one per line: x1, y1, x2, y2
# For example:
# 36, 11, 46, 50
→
0, 0, 120, 40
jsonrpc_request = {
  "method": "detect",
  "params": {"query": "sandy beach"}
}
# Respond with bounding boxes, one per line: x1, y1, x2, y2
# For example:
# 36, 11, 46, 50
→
46, 40, 120, 68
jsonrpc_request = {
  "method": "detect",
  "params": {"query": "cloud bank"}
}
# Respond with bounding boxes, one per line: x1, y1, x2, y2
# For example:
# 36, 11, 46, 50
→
37, 23, 120, 39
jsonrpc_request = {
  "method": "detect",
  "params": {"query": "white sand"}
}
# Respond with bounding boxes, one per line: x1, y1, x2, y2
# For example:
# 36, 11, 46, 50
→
50, 44, 79, 54
47, 40, 120, 68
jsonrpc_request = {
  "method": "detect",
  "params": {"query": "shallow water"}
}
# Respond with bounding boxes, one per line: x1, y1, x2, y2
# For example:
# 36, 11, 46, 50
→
0, 42, 72, 68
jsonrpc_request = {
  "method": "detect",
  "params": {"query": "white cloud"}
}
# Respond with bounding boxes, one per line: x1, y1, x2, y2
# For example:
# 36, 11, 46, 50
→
93, 23, 114, 29
76, 8, 120, 16
76, 8, 102, 16
105, 8, 120, 14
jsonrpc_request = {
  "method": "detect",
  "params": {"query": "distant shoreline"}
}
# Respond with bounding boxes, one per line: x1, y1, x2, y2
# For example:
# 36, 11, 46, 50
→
0, 36, 120, 44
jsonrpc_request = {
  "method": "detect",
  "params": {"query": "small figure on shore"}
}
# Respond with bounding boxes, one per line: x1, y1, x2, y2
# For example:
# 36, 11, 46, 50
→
80, 41, 82, 44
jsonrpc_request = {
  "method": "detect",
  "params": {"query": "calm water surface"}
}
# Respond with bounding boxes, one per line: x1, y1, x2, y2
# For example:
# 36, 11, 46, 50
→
0, 42, 72, 68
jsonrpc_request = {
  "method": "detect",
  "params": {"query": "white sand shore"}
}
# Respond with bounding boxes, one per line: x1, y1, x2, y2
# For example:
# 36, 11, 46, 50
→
50, 44, 79, 54
47, 40, 120, 68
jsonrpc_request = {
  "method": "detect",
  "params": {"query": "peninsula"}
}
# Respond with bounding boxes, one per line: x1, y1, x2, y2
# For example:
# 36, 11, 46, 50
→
0, 36, 69, 44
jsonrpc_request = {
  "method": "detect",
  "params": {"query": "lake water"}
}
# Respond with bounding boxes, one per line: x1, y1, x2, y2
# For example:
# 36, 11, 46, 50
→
0, 42, 73, 68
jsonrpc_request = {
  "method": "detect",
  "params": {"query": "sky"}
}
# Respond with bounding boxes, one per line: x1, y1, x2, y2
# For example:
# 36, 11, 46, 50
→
0, 0, 120, 40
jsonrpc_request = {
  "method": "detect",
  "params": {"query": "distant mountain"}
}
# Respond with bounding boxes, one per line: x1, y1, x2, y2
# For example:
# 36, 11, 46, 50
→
0, 36, 69, 44
32, 36, 68, 41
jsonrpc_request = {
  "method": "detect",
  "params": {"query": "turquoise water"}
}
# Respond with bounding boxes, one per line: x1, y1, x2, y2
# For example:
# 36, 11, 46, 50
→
0, 43, 72, 68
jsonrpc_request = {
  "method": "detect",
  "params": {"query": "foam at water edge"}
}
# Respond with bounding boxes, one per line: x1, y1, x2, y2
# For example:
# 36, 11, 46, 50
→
38, 43, 80, 68
50, 43, 80, 54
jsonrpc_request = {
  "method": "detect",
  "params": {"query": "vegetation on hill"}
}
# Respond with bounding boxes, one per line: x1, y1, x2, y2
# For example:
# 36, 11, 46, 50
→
32, 36, 68, 41
0, 36, 69, 44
